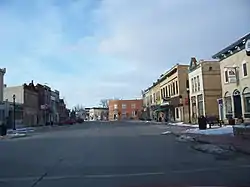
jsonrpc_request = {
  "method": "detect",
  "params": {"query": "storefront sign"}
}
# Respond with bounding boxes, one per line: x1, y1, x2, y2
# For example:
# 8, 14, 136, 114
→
246, 39, 250, 56
227, 67, 237, 83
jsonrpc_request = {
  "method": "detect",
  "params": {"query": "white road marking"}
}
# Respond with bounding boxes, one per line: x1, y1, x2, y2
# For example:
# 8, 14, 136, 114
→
1, 164, 250, 182
84, 172, 165, 178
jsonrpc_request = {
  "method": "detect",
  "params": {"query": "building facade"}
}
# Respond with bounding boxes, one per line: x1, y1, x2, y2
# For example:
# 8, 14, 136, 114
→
108, 99, 143, 121
212, 33, 250, 122
36, 84, 52, 125
51, 90, 60, 123
188, 57, 222, 123
89, 107, 108, 121
0, 68, 6, 124
58, 99, 69, 122
4, 81, 39, 126
143, 64, 190, 122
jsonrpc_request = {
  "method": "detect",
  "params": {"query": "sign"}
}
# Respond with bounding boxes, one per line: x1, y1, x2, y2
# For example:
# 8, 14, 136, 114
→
246, 39, 250, 56
227, 67, 237, 83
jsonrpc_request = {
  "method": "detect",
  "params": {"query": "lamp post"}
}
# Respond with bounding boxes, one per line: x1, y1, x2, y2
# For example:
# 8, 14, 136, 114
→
186, 88, 191, 123
13, 94, 16, 130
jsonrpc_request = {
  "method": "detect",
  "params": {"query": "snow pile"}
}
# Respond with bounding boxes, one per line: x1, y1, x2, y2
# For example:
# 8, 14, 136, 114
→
234, 124, 250, 128
185, 126, 233, 135
168, 122, 199, 128
161, 131, 171, 135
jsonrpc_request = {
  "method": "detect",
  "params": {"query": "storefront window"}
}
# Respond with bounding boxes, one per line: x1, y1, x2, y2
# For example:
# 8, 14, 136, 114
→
243, 87, 250, 113
224, 96, 232, 114
197, 94, 203, 116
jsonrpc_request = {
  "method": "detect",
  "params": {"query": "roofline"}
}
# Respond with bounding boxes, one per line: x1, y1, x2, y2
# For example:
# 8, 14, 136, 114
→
143, 63, 189, 93
212, 32, 250, 59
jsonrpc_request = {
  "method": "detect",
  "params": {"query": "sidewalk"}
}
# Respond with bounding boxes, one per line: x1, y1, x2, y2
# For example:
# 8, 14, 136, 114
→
194, 134, 250, 155
162, 122, 250, 155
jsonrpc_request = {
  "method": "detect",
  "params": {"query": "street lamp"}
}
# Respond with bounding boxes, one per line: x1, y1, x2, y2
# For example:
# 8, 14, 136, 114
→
13, 94, 16, 130
186, 88, 191, 123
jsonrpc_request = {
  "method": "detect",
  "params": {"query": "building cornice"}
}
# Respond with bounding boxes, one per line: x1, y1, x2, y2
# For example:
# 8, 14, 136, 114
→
212, 33, 250, 60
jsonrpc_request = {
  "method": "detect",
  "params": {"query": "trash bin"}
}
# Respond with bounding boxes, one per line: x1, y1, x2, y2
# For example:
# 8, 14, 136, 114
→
198, 116, 207, 130
0, 124, 7, 136
228, 118, 235, 125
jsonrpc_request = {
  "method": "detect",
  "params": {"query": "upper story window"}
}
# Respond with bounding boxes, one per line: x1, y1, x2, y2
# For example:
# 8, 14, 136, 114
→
175, 81, 178, 95
114, 104, 118, 109
242, 61, 248, 77
224, 69, 229, 83
191, 78, 194, 93
122, 104, 126, 109
153, 93, 156, 102
165, 86, 168, 97
150, 95, 152, 104
194, 77, 197, 92
173, 82, 175, 95
131, 103, 136, 109
197, 76, 200, 91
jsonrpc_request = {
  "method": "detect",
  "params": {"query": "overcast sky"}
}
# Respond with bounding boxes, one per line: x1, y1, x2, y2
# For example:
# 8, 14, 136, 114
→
1, 0, 249, 108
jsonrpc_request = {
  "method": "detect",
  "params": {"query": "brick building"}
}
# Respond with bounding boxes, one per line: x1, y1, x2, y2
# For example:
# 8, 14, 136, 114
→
188, 57, 222, 123
108, 99, 143, 121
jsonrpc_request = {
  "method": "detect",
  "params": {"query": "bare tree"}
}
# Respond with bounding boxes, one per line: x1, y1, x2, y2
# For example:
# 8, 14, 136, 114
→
100, 99, 109, 108
73, 104, 85, 112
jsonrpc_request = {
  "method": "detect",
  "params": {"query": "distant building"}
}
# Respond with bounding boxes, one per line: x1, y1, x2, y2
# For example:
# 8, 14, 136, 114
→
4, 81, 39, 127
108, 99, 143, 121
212, 33, 250, 122
188, 57, 222, 123
0, 68, 6, 124
89, 107, 108, 121
143, 64, 190, 122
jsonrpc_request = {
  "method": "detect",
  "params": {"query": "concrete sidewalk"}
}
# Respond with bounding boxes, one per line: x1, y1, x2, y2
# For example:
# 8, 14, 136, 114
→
194, 134, 250, 155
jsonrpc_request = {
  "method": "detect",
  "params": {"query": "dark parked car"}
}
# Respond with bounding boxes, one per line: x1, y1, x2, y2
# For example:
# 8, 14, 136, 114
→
76, 118, 84, 123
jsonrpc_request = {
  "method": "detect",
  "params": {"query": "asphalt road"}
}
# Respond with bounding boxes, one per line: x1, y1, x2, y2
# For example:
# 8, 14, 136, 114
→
0, 121, 250, 187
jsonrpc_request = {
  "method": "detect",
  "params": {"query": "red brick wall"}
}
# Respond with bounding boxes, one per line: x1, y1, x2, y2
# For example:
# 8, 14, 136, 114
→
109, 99, 143, 121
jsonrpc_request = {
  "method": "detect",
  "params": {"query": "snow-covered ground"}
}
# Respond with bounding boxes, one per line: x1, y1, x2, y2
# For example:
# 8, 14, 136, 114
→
185, 126, 233, 135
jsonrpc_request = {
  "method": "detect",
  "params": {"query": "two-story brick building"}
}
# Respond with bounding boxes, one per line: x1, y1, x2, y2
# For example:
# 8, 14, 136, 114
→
108, 99, 143, 121
36, 84, 52, 125
212, 33, 250, 122
188, 57, 222, 123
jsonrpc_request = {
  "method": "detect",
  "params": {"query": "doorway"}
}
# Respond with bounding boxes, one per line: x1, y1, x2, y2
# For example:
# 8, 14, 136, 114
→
233, 90, 242, 118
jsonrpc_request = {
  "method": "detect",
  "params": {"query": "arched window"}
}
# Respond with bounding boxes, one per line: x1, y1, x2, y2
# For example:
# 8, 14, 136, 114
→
243, 87, 250, 113
224, 92, 232, 114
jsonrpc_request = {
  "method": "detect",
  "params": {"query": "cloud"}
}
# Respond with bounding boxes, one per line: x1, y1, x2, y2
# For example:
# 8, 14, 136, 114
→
1, 0, 249, 108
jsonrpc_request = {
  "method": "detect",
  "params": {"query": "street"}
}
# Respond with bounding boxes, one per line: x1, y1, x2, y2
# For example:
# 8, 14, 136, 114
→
0, 122, 250, 187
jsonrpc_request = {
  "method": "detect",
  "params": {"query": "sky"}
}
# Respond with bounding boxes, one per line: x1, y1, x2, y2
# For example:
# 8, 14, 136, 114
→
0, 0, 249, 108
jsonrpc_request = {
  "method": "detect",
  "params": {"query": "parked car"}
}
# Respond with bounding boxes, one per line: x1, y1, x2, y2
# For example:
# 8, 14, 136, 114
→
76, 118, 84, 123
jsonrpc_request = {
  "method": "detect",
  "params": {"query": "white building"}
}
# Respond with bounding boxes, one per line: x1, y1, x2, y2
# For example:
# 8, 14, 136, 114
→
89, 107, 108, 121
212, 33, 250, 122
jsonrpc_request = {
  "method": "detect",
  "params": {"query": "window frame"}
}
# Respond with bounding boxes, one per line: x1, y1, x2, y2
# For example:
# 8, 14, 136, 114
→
242, 61, 248, 78
224, 69, 229, 83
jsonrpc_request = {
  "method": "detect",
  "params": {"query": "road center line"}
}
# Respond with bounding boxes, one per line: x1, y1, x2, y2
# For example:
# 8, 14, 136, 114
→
1, 164, 250, 182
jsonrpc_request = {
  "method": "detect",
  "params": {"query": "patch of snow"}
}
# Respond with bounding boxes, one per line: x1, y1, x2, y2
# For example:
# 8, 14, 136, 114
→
185, 126, 233, 135
161, 131, 171, 135
8, 133, 27, 138
168, 122, 199, 128
192, 144, 230, 154
234, 124, 250, 128
176, 135, 195, 142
